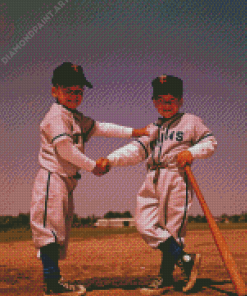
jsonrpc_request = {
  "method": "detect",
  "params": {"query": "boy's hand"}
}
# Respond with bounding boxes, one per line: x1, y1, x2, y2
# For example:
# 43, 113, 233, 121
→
132, 126, 150, 137
92, 158, 111, 176
177, 150, 193, 168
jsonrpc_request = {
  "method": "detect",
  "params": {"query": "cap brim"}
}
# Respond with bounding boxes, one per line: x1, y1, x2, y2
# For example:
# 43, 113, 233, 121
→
84, 80, 93, 88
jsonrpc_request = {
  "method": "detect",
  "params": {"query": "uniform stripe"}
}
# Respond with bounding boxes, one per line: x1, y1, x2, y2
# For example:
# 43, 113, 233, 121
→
51, 230, 57, 243
195, 133, 214, 144
83, 121, 95, 142
51, 133, 71, 143
167, 113, 184, 129
155, 113, 184, 165
135, 139, 149, 159
178, 173, 188, 246
158, 127, 162, 163
43, 171, 51, 228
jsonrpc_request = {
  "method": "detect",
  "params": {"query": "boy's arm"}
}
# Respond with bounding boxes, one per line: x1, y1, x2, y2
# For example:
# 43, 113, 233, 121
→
56, 139, 96, 172
93, 122, 149, 138
107, 139, 149, 167
177, 138, 217, 168
188, 115, 217, 159
188, 137, 217, 159
177, 116, 217, 167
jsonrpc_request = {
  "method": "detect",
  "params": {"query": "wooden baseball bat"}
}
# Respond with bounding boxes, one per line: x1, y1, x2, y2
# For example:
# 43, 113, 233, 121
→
184, 165, 246, 296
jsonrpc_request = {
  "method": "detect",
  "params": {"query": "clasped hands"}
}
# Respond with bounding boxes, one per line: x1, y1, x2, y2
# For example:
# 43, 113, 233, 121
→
92, 126, 150, 177
92, 158, 111, 177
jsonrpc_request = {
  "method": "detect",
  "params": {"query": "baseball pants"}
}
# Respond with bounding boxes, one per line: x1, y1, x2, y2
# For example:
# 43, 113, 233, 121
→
30, 168, 78, 260
135, 167, 193, 249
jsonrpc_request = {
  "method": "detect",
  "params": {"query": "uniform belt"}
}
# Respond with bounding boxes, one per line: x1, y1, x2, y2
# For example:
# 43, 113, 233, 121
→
72, 172, 81, 180
147, 163, 168, 184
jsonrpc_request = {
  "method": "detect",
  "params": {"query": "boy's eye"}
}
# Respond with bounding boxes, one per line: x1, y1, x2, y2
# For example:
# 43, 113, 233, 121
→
66, 90, 83, 95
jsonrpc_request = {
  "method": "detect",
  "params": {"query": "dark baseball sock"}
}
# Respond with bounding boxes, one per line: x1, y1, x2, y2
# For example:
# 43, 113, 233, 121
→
159, 236, 185, 264
158, 238, 175, 279
40, 243, 61, 282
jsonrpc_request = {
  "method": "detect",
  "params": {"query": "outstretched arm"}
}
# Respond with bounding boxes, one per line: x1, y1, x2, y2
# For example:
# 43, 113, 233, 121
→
56, 138, 96, 172
107, 140, 148, 167
93, 122, 149, 138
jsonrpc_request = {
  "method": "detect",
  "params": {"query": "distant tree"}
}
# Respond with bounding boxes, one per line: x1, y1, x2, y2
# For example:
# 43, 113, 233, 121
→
230, 215, 240, 223
104, 211, 114, 219
17, 213, 30, 228
188, 215, 195, 223
122, 211, 132, 218
239, 212, 247, 222
104, 211, 133, 219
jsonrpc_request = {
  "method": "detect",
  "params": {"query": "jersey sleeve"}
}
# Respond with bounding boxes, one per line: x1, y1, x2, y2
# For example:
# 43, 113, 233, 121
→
188, 115, 217, 159
107, 140, 147, 166
44, 114, 73, 145
107, 123, 158, 166
92, 121, 133, 138
56, 139, 96, 172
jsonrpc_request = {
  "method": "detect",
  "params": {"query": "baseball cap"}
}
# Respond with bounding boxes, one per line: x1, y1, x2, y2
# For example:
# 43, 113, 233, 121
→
152, 75, 183, 99
52, 62, 93, 88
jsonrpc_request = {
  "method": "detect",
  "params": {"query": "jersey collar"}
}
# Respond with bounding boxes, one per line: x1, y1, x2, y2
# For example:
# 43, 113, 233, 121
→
157, 112, 184, 125
55, 99, 79, 114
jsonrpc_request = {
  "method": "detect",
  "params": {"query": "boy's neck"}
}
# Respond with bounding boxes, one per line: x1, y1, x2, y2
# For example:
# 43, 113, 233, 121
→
160, 112, 183, 122
55, 99, 78, 113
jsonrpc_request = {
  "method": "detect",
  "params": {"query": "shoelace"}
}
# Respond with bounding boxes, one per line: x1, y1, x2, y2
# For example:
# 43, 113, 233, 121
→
58, 280, 77, 291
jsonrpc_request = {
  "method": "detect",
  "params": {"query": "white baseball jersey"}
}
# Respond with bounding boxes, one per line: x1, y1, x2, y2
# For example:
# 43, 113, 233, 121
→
107, 113, 217, 248
31, 102, 133, 256
108, 113, 217, 167
39, 102, 133, 177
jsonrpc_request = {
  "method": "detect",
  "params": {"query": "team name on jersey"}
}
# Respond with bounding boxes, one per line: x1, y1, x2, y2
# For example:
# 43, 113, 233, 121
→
159, 129, 184, 142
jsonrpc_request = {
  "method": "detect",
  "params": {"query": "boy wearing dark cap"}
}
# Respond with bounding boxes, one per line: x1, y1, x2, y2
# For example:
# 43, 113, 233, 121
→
30, 62, 149, 295
105, 74, 217, 294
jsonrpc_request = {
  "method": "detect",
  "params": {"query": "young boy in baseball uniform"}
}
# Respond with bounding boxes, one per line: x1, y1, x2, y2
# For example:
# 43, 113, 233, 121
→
30, 62, 149, 295
105, 75, 217, 294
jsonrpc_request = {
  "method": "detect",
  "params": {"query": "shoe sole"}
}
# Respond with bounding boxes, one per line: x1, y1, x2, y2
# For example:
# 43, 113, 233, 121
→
182, 254, 201, 292
139, 285, 173, 296
44, 285, 86, 296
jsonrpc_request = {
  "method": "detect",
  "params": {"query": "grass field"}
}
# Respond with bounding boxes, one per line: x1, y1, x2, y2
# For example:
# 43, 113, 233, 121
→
0, 223, 246, 243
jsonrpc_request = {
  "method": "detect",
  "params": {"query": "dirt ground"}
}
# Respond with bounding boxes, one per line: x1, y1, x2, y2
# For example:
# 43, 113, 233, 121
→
0, 229, 246, 296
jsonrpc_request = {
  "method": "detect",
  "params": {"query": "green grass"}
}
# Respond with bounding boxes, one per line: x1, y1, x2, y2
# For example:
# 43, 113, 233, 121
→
0, 223, 246, 243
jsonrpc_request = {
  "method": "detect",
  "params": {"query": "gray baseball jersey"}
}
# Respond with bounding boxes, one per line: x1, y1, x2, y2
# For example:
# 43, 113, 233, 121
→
107, 113, 217, 248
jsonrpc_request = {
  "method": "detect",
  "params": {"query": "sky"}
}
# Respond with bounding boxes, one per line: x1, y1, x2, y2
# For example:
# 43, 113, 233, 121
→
0, 0, 246, 218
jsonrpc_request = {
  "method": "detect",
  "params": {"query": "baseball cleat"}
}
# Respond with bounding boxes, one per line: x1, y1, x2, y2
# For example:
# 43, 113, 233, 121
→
139, 275, 174, 295
44, 279, 86, 295
177, 253, 201, 292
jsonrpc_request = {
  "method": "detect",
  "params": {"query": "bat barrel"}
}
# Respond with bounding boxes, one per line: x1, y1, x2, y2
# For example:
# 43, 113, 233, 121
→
184, 165, 246, 296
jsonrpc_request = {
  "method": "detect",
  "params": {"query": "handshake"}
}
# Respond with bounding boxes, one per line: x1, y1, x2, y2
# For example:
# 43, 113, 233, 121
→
92, 158, 111, 177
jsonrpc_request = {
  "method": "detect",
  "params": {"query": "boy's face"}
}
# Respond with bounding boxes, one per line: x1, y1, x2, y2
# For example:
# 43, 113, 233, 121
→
153, 94, 183, 118
52, 85, 84, 109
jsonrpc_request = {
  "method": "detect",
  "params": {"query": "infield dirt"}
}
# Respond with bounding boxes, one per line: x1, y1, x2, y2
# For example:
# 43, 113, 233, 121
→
0, 229, 246, 295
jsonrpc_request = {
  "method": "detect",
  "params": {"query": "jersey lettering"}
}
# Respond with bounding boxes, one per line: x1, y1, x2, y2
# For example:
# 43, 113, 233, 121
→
169, 131, 175, 140
176, 131, 183, 141
160, 130, 184, 142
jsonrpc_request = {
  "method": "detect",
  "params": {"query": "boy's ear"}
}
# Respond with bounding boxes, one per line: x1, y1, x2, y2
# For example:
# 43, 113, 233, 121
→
179, 97, 183, 107
51, 86, 58, 98
153, 98, 159, 108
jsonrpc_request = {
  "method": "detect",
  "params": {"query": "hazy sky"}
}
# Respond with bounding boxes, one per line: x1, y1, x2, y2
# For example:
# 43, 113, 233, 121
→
0, 0, 245, 217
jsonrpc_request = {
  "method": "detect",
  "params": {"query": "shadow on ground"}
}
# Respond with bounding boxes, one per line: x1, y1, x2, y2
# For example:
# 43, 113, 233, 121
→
73, 276, 238, 295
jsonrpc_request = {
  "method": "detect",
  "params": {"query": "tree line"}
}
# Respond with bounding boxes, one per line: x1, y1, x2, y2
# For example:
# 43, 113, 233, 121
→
0, 212, 246, 231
